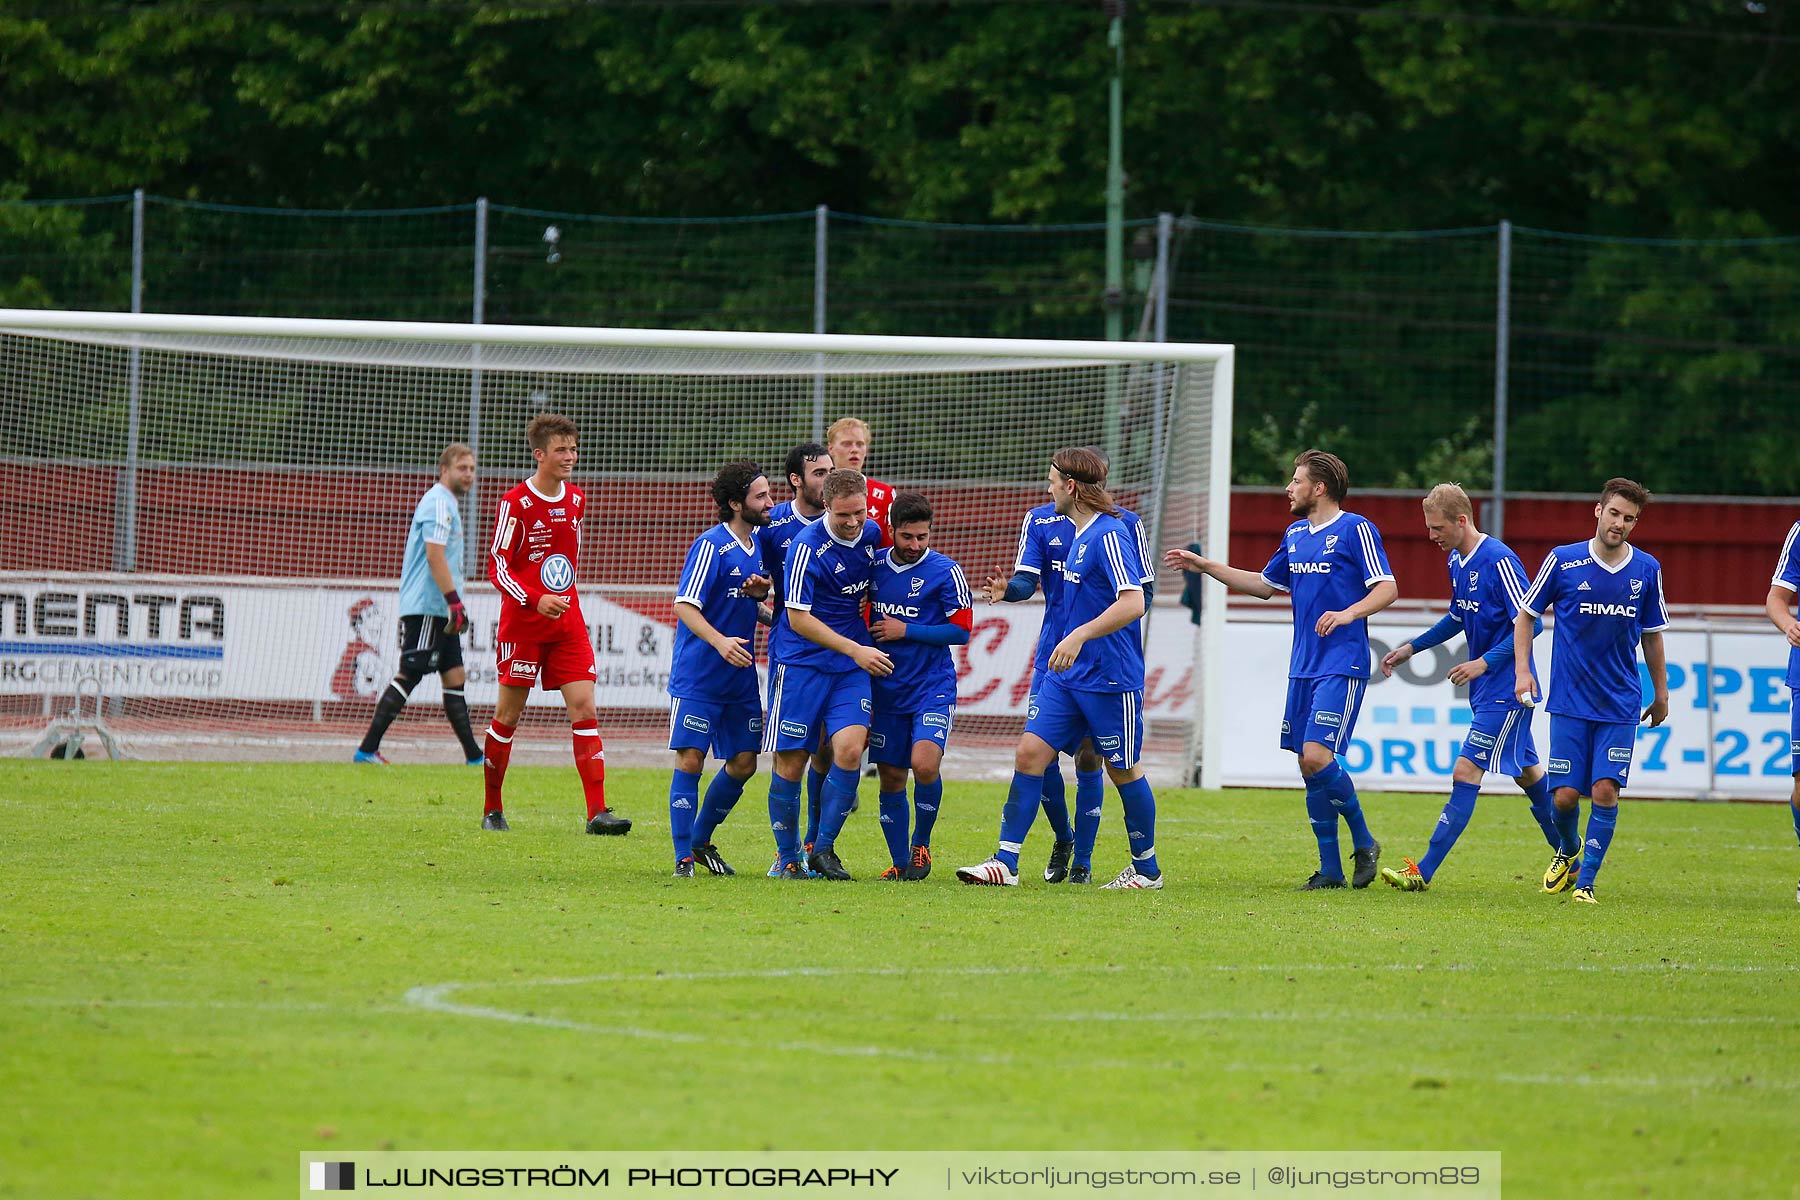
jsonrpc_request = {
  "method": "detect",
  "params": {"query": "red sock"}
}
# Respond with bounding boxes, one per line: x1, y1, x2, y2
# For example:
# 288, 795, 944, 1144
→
572, 718, 607, 819
483, 719, 515, 815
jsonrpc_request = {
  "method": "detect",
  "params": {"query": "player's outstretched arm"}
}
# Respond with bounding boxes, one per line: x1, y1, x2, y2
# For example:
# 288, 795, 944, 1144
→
1640, 631, 1670, 727
674, 600, 753, 669
1767, 586, 1800, 648
1162, 548, 1278, 599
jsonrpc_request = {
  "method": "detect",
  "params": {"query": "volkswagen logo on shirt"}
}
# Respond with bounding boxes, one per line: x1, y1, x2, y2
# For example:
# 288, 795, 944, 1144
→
540, 554, 575, 592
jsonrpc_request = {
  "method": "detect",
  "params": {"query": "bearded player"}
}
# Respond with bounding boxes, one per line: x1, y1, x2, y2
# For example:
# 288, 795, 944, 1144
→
479, 413, 630, 836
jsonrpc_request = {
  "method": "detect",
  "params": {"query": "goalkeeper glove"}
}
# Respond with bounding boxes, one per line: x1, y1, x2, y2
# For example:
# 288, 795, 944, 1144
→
444, 591, 469, 634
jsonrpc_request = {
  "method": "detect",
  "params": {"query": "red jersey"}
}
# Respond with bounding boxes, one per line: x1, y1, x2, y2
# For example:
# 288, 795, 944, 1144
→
488, 477, 587, 641
866, 477, 896, 547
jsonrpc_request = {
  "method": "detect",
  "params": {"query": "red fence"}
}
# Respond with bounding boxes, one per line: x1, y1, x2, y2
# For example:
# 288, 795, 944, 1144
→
2, 464, 1791, 606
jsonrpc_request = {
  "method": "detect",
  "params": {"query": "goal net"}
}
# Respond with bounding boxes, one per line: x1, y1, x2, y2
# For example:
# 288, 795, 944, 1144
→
0, 310, 1232, 785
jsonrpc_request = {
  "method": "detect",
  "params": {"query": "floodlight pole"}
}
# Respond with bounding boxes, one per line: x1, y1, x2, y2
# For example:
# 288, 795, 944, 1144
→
1102, 0, 1126, 458
118, 188, 145, 573
467, 197, 488, 581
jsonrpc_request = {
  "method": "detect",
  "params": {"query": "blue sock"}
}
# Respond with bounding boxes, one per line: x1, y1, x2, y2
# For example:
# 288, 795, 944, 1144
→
1575, 803, 1617, 890
1039, 761, 1075, 842
1554, 801, 1582, 856
1418, 780, 1479, 882
1791, 800, 1799, 846
912, 778, 943, 847
878, 789, 910, 867
814, 764, 862, 853
804, 764, 827, 847
1523, 775, 1560, 850
995, 770, 1044, 872
1303, 772, 1343, 879
1072, 769, 1105, 868
691, 767, 746, 848
1316, 758, 1375, 850
768, 774, 802, 866
1116, 776, 1159, 878
669, 768, 701, 862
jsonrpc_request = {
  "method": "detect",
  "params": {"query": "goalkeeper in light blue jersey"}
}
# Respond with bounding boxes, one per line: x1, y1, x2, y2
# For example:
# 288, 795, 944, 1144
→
355, 444, 484, 765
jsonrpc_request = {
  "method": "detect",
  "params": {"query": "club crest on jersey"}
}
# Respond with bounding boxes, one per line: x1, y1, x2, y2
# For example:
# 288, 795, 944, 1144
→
1630, 578, 1644, 597
908, 577, 925, 598
540, 554, 575, 592
1469, 571, 1479, 588
1325, 535, 1339, 552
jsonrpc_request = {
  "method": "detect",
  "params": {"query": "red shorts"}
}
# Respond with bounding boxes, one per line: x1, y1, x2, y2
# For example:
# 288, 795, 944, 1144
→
495, 630, 597, 691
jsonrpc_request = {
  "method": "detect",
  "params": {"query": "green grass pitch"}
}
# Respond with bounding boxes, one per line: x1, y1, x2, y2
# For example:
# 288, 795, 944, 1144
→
3, 760, 1796, 1199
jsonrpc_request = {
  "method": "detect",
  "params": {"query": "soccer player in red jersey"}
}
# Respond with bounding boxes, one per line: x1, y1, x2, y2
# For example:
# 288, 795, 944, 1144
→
478, 413, 629, 836
827, 417, 895, 547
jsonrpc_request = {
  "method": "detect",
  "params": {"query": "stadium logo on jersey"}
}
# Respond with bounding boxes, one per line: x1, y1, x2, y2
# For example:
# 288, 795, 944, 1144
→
922, 712, 950, 729
1607, 747, 1632, 763
1560, 556, 1592, 570
683, 714, 710, 733
1630, 578, 1644, 597
540, 554, 575, 592
779, 720, 808, 739
1547, 757, 1572, 774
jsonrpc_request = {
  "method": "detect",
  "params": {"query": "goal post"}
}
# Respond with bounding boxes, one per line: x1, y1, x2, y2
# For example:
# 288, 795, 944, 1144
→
0, 308, 1232, 785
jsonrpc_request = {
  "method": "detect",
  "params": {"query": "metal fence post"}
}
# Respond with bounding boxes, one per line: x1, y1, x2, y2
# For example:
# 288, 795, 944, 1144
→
466, 197, 488, 580
812, 204, 828, 442
1140, 212, 1175, 652
1492, 219, 1512, 542
116, 188, 146, 572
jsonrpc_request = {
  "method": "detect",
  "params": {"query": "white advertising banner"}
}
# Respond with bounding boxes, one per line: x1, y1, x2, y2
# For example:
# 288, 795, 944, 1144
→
0, 577, 1203, 721
1219, 613, 1794, 800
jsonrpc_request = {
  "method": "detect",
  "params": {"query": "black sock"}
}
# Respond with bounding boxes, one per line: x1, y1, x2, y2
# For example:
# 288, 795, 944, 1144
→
443, 688, 481, 759
359, 675, 416, 753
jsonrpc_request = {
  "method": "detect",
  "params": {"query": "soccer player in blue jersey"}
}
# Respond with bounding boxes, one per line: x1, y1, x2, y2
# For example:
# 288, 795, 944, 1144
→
1513, 478, 1670, 905
985, 453, 1156, 884
765, 468, 891, 881
959, 447, 1163, 889
1166, 448, 1395, 889
869, 492, 973, 880
1376, 484, 1560, 891
355, 444, 484, 766
756, 443, 837, 875
1764, 518, 1800, 904
666, 460, 774, 878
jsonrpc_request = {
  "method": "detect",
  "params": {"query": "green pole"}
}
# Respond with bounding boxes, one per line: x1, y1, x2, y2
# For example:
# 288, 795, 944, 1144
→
1103, 0, 1125, 458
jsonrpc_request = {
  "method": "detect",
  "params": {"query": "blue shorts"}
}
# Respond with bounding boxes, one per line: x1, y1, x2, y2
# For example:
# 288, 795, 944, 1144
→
1025, 674, 1143, 770
1280, 674, 1367, 755
869, 704, 954, 767
1791, 688, 1800, 775
1546, 714, 1636, 793
1459, 705, 1539, 778
1029, 668, 1085, 755
762, 663, 871, 754
667, 696, 762, 760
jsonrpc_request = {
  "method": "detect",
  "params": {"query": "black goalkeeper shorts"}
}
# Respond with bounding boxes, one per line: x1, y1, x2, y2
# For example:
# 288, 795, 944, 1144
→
398, 613, 466, 676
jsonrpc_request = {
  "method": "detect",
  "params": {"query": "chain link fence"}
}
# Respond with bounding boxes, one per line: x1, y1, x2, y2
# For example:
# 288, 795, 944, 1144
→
5, 193, 1797, 509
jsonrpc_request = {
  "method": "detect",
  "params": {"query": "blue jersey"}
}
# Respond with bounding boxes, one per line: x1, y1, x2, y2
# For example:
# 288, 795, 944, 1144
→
769, 517, 882, 674
871, 547, 972, 713
1521, 540, 1670, 723
1261, 511, 1394, 680
1014, 503, 1154, 672
756, 500, 821, 665
1772, 521, 1800, 689
1448, 533, 1539, 711
1057, 513, 1147, 693
668, 524, 763, 706
398, 482, 464, 617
